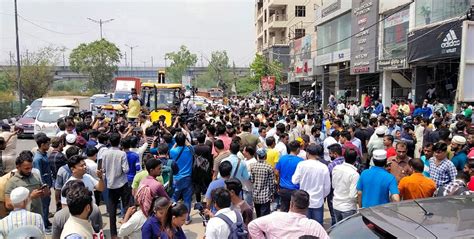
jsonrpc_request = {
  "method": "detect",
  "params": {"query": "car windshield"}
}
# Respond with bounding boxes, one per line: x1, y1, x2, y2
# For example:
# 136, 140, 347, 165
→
92, 97, 110, 105
329, 214, 390, 239
30, 99, 42, 108
23, 108, 40, 118
114, 92, 130, 100
143, 88, 178, 110
37, 108, 70, 123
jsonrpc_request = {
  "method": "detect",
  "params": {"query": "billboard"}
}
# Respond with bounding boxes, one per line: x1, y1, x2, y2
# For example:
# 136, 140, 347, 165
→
261, 76, 276, 91
350, 0, 379, 74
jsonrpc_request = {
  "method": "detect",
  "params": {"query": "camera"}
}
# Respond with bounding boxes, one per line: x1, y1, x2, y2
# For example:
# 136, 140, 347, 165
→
193, 202, 209, 226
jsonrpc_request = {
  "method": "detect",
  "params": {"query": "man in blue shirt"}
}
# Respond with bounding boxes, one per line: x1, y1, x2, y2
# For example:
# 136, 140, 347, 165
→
275, 141, 304, 212
205, 161, 232, 214
33, 133, 52, 231
221, 141, 250, 183
357, 149, 400, 208
169, 132, 193, 224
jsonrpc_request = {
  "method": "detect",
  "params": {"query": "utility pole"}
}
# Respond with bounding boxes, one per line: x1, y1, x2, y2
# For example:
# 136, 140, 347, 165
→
87, 18, 114, 39
151, 56, 154, 68
125, 44, 138, 76
164, 55, 167, 68
142, 60, 147, 68
25, 49, 29, 63
14, 0, 22, 112
124, 52, 128, 67
9, 51, 13, 66
201, 54, 204, 67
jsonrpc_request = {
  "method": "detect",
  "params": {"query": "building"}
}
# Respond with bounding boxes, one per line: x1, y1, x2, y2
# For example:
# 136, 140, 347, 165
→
255, 0, 318, 92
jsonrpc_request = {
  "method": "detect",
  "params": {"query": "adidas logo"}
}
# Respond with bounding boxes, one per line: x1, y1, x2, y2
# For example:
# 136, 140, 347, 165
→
441, 30, 460, 48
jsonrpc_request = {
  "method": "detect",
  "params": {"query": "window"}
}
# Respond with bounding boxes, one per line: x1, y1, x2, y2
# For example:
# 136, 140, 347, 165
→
295, 29, 305, 39
383, 8, 409, 59
415, 0, 470, 27
295, 6, 306, 17
317, 12, 351, 55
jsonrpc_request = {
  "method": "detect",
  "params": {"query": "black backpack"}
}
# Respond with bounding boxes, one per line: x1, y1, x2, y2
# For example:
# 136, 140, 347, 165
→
190, 147, 210, 184
216, 211, 248, 239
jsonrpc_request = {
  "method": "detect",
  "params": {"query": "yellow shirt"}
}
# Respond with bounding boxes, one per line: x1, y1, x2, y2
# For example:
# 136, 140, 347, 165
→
266, 148, 280, 168
127, 99, 141, 119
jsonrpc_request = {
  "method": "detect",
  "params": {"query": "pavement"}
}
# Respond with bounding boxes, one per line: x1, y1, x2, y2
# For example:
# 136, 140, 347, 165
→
16, 139, 332, 239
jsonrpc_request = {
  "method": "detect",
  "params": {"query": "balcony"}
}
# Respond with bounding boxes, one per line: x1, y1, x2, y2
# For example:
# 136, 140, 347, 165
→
269, 13, 287, 23
270, 36, 287, 46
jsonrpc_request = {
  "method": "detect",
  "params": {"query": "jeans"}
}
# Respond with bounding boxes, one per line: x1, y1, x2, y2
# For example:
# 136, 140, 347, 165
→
255, 202, 271, 218
307, 206, 324, 225
172, 176, 193, 221
107, 183, 131, 237
326, 190, 336, 226
278, 188, 294, 212
41, 196, 51, 227
243, 190, 254, 210
334, 209, 357, 223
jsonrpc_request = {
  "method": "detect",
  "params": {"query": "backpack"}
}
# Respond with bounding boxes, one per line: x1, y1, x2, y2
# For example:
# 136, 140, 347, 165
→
190, 147, 210, 184
216, 211, 248, 239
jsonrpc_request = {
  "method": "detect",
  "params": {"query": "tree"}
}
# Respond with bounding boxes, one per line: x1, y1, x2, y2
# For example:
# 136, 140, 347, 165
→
165, 45, 197, 83
69, 39, 121, 92
5, 46, 60, 103
249, 54, 284, 88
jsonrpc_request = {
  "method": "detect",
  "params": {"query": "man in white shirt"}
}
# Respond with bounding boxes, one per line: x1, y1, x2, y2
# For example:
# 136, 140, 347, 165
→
323, 131, 339, 162
205, 188, 245, 239
292, 144, 331, 225
332, 148, 360, 223
275, 133, 289, 157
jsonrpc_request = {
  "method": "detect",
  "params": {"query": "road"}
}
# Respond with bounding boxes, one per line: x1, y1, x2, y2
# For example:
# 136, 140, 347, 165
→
16, 139, 332, 238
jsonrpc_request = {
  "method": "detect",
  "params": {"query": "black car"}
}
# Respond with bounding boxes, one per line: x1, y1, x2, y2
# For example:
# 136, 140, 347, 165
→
328, 195, 474, 238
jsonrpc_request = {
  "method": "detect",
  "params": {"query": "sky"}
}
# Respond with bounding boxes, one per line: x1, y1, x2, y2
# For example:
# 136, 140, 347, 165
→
0, 0, 255, 67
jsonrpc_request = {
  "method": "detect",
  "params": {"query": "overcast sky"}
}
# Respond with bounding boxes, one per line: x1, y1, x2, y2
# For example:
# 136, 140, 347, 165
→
0, 0, 255, 67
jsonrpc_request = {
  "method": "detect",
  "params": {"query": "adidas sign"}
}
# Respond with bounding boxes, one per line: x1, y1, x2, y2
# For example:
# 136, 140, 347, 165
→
441, 30, 460, 48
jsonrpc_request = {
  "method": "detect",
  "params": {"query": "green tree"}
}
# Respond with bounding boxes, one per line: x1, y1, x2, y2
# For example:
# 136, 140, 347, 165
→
165, 45, 197, 83
249, 54, 284, 86
5, 46, 61, 103
69, 39, 121, 92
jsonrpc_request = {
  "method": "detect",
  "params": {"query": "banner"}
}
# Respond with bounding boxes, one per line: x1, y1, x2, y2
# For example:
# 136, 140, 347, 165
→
407, 19, 463, 63
261, 76, 276, 91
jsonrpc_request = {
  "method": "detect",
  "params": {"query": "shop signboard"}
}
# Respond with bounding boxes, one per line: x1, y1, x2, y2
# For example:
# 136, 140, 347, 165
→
407, 19, 463, 63
350, 0, 379, 74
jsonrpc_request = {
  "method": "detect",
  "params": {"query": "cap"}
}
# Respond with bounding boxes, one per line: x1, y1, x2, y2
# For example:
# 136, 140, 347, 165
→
256, 148, 266, 159
10, 186, 29, 205
185, 92, 191, 97
226, 122, 233, 127
372, 149, 387, 161
66, 134, 77, 144
375, 127, 385, 136
452, 135, 466, 145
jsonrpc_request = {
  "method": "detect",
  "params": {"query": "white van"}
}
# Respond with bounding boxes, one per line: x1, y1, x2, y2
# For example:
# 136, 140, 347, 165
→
34, 98, 80, 137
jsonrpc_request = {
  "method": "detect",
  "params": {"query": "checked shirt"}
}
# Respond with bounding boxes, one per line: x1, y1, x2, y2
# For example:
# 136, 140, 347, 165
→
251, 161, 275, 204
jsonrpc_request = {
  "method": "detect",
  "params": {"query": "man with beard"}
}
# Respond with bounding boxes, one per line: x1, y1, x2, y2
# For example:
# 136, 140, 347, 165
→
61, 184, 95, 238
5, 151, 50, 216
450, 136, 468, 171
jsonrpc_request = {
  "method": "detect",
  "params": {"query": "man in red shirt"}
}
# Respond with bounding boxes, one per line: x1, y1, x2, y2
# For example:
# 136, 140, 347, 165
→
384, 135, 396, 159
340, 131, 361, 157
464, 159, 474, 191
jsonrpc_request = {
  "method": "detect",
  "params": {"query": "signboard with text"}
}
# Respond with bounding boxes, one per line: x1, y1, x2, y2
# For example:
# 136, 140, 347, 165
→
350, 0, 379, 74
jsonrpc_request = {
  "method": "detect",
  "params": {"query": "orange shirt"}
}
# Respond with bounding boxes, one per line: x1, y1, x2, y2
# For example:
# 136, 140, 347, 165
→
398, 173, 436, 200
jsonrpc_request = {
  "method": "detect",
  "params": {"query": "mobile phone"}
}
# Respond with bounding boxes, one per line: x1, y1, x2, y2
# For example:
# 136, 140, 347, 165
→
97, 159, 102, 170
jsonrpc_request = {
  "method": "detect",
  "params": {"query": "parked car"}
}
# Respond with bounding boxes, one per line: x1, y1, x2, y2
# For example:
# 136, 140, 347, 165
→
328, 195, 474, 238
23, 98, 43, 115
15, 107, 39, 138
34, 97, 82, 137
90, 94, 112, 115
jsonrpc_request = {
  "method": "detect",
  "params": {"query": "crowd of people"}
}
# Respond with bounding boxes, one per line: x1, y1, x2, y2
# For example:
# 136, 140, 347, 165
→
0, 91, 473, 238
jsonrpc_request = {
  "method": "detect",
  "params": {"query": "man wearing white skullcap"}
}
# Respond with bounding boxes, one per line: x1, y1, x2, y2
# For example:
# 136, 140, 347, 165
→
0, 186, 45, 237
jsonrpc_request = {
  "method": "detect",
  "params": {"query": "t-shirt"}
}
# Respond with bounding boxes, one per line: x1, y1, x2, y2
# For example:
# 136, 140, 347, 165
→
205, 178, 226, 213
275, 154, 304, 190
356, 166, 399, 208
231, 201, 253, 226
170, 146, 193, 181
126, 151, 141, 183
85, 159, 98, 180
266, 148, 280, 168
124, 98, 143, 119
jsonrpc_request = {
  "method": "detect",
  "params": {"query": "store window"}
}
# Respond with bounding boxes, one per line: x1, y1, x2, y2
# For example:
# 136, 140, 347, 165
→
383, 8, 409, 59
415, 0, 470, 27
317, 12, 351, 55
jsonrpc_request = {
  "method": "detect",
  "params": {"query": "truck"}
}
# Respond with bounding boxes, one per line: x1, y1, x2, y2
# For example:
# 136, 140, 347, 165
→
113, 77, 141, 100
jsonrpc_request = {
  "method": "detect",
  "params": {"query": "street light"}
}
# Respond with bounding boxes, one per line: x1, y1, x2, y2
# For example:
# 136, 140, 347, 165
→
125, 44, 138, 76
87, 18, 114, 39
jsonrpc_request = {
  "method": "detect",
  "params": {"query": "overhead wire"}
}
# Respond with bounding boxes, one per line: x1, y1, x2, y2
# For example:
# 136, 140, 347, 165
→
17, 14, 91, 35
